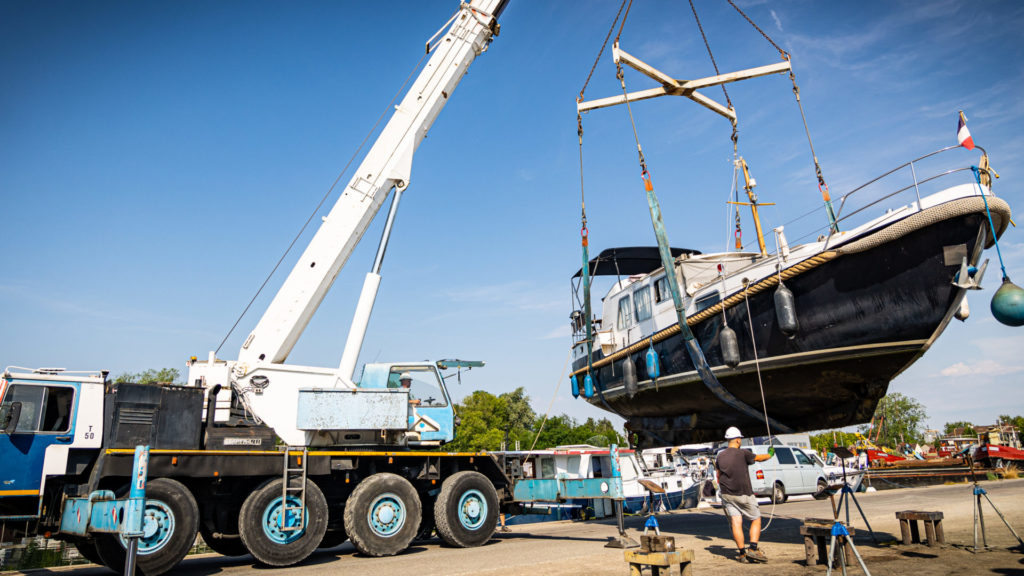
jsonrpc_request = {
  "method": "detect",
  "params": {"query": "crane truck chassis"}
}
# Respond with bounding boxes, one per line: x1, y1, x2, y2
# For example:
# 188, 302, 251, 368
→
0, 368, 630, 574
1, 1, 634, 572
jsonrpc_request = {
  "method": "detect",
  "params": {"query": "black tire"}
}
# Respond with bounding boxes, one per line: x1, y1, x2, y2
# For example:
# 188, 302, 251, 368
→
94, 478, 200, 576
344, 473, 421, 557
70, 537, 104, 566
318, 529, 348, 550
771, 482, 786, 505
199, 523, 248, 557
238, 478, 328, 567
434, 471, 499, 548
813, 479, 830, 500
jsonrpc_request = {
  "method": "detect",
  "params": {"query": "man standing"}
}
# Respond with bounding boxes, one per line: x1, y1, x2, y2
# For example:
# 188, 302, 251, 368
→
715, 427, 774, 562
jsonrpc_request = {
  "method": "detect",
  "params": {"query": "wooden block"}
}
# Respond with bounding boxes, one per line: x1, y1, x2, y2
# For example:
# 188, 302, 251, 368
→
641, 534, 676, 553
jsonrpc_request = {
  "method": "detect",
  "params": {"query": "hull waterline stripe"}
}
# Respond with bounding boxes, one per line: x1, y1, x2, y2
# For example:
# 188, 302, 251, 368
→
0, 490, 40, 496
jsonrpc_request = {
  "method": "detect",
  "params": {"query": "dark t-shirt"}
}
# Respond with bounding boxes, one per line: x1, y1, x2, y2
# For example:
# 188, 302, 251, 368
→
715, 447, 756, 496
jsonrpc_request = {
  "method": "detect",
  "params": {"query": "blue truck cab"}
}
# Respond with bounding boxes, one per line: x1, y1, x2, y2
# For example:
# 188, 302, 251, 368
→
0, 368, 106, 521
356, 359, 483, 445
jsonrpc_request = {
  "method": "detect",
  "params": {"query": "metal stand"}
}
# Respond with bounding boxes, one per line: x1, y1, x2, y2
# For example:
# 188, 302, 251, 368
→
967, 455, 1024, 552
605, 499, 639, 549
830, 447, 878, 544
826, 522, 871, 576
122, 446, 150, 576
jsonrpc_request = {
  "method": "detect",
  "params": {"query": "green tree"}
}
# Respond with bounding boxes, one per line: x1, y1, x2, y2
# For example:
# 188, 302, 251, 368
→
860, 392, 927, 448
112, 368, 181, 385
942, 421, 977, 437
997, 414, 1024, 431
810, 430, 860, 456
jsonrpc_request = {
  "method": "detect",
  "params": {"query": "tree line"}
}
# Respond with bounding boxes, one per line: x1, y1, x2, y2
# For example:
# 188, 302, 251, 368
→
809, 391, 1024, 455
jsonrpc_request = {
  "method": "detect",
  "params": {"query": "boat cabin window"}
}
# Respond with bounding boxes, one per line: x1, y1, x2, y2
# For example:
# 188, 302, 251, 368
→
794, 450, 813, 466
386, 367, 448, 407
616, 295, 633, 330
567, 455, 581, 476
654, 276, 670, 304
0, 384, 75, 434
633, 286, 652, 322
540, 457, 555, 479
774, 447, 796, 464
694, 291, 721, 313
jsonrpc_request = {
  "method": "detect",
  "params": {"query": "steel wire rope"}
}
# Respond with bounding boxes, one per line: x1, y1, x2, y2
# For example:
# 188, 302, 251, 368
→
527, 349, 572, 453
214, 50, 430, 356
741, 280, 779, 531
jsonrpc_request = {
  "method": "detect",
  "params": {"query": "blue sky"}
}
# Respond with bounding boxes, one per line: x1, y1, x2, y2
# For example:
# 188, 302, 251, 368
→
2, 0, 1022, 434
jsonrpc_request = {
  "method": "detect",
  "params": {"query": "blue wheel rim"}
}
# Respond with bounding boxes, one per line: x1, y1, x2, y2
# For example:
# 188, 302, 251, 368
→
367, 492, 406, 538
261, 495, 305, 544
119, 500, 175, 554
457, 489, 486, 530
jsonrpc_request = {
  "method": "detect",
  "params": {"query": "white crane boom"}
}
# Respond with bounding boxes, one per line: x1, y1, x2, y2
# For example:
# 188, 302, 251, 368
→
189, 1, 507, 447
238, 0, 506, 368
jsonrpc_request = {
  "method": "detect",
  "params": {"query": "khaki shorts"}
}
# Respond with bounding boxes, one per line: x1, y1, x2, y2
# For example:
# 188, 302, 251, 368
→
721, 493, 760, 520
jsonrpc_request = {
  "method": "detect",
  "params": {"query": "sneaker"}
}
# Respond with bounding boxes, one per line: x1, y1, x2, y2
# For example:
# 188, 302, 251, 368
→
746, 547, 768, 563
735, 549, 748, 562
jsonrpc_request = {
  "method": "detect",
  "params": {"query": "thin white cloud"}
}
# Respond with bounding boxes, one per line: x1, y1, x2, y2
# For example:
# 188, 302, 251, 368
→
939, 360, 1024, 377
770, 10, 782, 32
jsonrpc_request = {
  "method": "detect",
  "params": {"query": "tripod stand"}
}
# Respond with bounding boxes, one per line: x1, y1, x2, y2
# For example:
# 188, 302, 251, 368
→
829, 447, 878, 544
966, 453, 1024, 552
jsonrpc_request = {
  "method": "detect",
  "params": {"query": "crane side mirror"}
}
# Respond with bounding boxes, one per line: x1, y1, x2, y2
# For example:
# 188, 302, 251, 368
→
1, 402, 22, 434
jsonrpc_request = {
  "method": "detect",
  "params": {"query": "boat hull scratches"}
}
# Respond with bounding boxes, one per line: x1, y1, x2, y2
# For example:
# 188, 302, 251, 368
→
576, 213, 988, 448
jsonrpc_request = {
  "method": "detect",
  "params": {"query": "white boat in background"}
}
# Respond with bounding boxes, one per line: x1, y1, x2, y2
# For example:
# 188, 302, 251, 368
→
495, 445, 702, 525
808, 450, 866, 492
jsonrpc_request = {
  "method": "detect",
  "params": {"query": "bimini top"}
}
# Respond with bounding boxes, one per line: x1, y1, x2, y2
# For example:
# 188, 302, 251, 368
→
573, 246, 701, 278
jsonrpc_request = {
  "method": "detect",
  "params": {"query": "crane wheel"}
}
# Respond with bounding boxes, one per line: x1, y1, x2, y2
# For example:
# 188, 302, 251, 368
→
238, 478, 328, 567
433, 471, 499, 548
94, 478, 200, 576
344, 473, 421, 557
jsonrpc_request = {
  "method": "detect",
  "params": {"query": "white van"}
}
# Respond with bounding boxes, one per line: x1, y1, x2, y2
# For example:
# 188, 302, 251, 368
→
745, 445, 828, 503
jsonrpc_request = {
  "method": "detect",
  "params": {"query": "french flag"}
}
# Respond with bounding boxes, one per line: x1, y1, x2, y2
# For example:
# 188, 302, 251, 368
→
957, 111, 974, 150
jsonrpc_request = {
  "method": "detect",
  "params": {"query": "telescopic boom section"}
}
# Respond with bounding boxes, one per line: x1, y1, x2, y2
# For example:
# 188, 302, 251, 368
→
238, 0, 507, 367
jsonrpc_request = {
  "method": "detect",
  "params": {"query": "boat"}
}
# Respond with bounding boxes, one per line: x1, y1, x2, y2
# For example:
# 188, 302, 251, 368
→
566, 7, 1014, 449
494, 445, 702, 525
807, 450, 866, 493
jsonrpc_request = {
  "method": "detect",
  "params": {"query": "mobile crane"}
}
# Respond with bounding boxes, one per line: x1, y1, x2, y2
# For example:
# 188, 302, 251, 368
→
0, 2, 596, 574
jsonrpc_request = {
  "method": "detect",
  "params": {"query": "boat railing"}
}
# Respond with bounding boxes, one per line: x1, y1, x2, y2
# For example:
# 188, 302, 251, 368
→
826, 145, 989, 243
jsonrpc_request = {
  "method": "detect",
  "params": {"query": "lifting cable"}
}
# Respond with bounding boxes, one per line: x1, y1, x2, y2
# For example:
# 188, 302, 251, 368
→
689, 0, 737, 147
575, 0, 630, 394
723, 0, 838, 233
214, 51, 430, 356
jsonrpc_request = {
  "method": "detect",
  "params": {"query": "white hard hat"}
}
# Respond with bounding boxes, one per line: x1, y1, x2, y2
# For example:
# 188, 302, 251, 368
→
399, 372, 413, 381
724, 426, 743, 440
